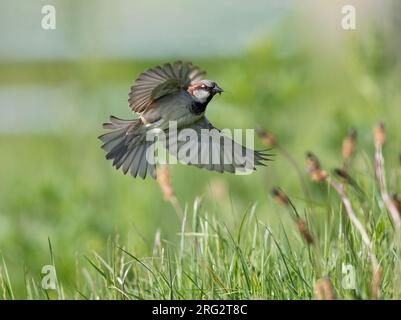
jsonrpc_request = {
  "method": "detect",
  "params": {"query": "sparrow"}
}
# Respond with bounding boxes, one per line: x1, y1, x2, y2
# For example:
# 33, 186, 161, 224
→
99, 61, 269, 179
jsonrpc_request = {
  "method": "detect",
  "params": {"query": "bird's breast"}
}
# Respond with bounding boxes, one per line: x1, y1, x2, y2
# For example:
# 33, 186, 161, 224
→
142, 91, 203, 130
190, 100, 208, 115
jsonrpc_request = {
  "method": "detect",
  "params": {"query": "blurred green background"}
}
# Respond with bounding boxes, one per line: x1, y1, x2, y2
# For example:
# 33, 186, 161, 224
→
1, 0, 401, 297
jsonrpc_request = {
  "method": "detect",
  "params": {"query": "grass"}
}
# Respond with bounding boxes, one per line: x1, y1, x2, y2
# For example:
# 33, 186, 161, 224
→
1, 123, 401, 299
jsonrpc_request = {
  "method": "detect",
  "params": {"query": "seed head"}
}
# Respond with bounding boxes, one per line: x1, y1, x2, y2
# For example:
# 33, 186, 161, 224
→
256, 127, 277, 147
334, 168, 352, 183
342, 128, 357, 160
391, 194, 401, 217
310, 169, 328, 182
306, 152, 327, 182
297, 219, 314, 245
374, 122, 386, 148
306, 152, 321, 171
271, 187, 290, 207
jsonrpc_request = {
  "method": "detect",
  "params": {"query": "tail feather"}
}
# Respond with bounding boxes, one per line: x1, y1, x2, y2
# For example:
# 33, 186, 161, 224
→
121, 148, 136, 173
102, 116, 136, 129
130, 144, 145, 178
99, 116, 157, 179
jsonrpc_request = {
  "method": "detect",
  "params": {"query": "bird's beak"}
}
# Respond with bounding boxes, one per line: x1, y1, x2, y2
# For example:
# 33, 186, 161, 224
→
213, 84, 224, 95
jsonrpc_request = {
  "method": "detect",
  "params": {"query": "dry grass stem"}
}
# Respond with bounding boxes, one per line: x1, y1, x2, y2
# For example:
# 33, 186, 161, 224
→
371, 267, 382, 300
330, 180, 378, 269
373, 123, 401, 230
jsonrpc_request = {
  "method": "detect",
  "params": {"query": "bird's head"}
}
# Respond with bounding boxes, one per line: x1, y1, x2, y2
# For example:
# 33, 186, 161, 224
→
188, 80, 224, 104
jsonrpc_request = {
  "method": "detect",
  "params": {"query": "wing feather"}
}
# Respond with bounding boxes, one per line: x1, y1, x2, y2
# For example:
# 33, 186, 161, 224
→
166, 117, 270, 174
128, 61, 206, 114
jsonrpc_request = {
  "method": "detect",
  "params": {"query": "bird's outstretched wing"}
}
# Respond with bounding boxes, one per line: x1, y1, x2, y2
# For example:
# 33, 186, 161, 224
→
165, 117, 270, 174
129, 61, 205, 114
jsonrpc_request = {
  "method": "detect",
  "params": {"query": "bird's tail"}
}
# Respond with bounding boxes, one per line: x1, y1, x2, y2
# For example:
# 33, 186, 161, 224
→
98, 116, 156, 179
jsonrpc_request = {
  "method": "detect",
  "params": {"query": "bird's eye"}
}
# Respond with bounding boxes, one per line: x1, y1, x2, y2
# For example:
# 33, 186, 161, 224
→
201, 84, 206, 89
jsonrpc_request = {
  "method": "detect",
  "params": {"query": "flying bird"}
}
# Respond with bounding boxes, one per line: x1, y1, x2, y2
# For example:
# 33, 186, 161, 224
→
99, 61, 269, 179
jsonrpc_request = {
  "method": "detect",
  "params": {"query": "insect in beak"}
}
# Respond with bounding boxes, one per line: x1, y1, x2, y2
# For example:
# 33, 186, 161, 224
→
213, 84, 224, 95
